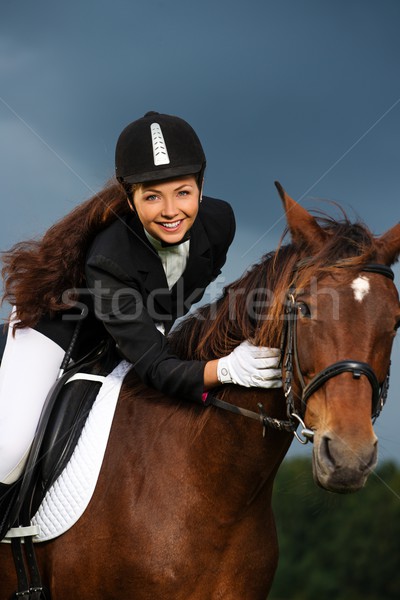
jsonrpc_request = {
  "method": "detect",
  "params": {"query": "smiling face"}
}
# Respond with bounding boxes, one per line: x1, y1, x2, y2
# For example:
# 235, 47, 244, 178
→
132, 175, 201, 244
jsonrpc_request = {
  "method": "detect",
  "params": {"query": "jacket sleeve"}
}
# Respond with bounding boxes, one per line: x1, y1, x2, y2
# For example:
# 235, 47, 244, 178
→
85, 255, 206, 403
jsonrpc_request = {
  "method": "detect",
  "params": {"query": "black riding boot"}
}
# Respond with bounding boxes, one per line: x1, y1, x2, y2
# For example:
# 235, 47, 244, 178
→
0, 481, 20, 540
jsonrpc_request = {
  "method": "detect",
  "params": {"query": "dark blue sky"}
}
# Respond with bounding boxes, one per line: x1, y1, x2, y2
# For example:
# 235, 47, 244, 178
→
1, 0, 399, 463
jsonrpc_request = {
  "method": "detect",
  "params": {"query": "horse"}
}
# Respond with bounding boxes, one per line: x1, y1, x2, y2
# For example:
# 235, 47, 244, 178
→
1, 183, 399, 599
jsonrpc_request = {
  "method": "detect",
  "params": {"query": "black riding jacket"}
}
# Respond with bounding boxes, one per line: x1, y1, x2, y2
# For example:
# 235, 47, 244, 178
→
82, 196, 235, 403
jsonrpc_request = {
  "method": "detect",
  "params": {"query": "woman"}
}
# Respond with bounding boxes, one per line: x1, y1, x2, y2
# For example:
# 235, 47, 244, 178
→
0, 111, 281, 493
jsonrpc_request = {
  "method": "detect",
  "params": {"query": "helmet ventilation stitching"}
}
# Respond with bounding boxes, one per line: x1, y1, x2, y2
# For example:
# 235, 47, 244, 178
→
150, 123, 170, 166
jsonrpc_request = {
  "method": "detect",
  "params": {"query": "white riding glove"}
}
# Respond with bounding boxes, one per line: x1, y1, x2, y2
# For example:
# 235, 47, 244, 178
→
217, 340, 282, 388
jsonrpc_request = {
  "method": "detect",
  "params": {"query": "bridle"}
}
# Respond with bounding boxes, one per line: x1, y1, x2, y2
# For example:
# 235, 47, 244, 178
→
281, 263, 393, 443
209, 263, 394, 444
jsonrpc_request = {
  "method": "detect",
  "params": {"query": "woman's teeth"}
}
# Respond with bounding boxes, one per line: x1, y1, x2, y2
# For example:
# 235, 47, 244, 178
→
160, 220, 182, 229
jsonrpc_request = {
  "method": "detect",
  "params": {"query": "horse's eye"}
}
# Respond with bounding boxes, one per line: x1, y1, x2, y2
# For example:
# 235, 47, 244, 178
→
297, 302, 311, 318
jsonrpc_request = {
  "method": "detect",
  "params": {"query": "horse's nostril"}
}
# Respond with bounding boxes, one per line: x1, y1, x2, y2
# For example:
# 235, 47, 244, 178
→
360, 440, 378, 472
320, 435, 339, 469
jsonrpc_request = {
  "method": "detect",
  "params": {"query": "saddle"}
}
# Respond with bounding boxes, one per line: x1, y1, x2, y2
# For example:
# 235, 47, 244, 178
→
0, 340, 119, 541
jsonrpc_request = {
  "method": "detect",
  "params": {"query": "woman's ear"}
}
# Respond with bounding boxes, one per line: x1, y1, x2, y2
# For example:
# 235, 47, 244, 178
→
126, 183, 136, 212
127, 196, 135, 212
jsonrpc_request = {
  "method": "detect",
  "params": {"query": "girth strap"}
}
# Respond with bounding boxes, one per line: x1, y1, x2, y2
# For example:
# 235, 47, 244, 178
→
11, 537, 29, 596
11, 535, 48, 599
24, 536, 45, 600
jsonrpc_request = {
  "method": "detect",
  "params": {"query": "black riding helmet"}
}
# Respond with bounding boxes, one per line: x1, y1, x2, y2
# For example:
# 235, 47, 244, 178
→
115, 111, 206, 186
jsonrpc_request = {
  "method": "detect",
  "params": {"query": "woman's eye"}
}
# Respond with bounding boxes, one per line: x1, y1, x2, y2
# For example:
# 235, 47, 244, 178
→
178, 190, 189, 197
145, 194, 158, 201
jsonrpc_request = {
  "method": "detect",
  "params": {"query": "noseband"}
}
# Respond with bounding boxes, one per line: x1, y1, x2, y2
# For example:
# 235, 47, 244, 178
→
282, 264, 393, 442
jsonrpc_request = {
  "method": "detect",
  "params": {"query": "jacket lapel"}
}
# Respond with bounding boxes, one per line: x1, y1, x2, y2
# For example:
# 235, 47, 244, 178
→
127, 216, 172, 313
176, 216, 213, 295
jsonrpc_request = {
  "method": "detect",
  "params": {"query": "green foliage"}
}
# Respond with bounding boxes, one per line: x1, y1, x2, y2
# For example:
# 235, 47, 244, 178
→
269, 458, 400, 600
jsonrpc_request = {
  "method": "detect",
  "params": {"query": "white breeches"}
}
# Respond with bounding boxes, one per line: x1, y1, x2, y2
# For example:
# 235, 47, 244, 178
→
0, 318, 64, 484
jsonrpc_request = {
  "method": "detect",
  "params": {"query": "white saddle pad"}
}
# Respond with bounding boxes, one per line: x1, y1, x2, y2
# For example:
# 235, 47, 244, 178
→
29, 360, 131, 542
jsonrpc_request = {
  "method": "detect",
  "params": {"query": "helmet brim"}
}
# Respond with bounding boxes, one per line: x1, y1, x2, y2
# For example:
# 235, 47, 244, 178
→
120, 163, 204, 185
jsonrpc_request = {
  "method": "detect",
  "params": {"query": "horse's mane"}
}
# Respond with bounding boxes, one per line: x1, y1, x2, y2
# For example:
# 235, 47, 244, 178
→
169, 214, 380, 362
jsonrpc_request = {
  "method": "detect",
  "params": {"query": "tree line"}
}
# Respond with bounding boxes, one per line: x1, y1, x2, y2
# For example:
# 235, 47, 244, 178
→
269, 457, 400, 599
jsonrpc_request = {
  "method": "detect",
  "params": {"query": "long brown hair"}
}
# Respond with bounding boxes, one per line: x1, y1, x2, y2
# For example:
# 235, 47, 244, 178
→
1, 177, 131, 330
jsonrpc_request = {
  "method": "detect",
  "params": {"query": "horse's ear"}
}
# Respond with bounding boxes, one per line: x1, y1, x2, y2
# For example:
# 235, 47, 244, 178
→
274, 181, 327, 250
376, 223, 400, 266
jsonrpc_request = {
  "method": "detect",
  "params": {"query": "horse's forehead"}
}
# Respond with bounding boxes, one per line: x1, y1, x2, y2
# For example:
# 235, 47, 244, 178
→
350, 275, 370, 303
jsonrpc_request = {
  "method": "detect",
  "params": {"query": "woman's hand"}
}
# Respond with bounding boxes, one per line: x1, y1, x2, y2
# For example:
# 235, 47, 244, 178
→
217, 340, 282, 388
204, 340, 282, 390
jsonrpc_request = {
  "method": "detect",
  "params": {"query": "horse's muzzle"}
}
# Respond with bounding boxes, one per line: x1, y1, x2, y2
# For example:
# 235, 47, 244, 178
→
311, 431, 378, 493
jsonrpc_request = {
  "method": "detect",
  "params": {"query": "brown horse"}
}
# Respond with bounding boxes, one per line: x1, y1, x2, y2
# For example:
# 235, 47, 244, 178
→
1, 184, 399, 599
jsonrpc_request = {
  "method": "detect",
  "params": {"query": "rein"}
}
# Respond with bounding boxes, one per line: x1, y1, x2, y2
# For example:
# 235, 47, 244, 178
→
210, 263, 394, 445
208, 395, 298, 437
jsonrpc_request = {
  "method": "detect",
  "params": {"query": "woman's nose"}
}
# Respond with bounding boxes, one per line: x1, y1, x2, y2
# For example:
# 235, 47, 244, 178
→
161, 197, 178, 218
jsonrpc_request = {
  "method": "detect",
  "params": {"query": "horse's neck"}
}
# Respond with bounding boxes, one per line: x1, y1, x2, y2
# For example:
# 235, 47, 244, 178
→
115, 384, 291, 515
193, 387, 292, 509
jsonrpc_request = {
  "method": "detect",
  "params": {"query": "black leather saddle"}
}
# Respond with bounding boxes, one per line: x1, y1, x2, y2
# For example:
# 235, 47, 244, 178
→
0, 341, 119, 540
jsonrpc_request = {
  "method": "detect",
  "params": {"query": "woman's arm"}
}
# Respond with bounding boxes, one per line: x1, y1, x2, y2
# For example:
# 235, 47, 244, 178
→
203, 359, 219, 390
85, 256, 207, 403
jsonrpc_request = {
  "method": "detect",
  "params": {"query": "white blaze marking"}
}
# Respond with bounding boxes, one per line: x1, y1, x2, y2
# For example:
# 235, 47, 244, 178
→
351, 275, 370, 302
150, 123, 170, 166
